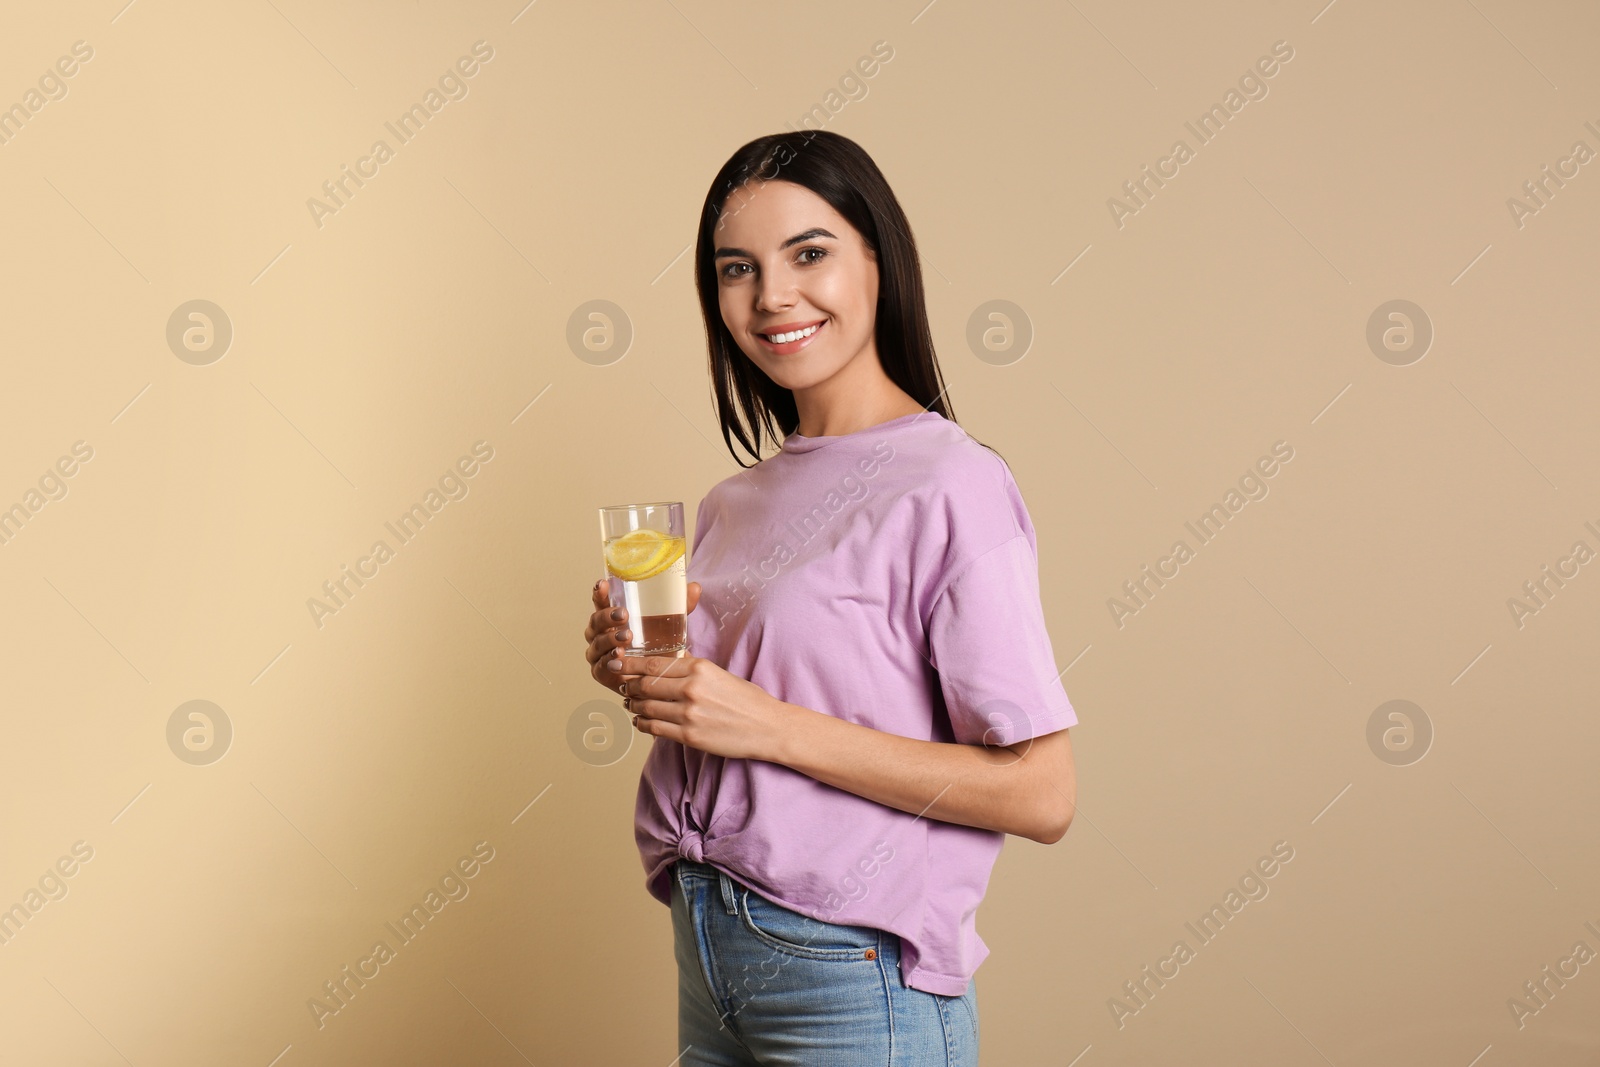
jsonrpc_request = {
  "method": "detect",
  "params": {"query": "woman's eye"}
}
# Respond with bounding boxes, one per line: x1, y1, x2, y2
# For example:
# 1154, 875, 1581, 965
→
720, 248, 825, 279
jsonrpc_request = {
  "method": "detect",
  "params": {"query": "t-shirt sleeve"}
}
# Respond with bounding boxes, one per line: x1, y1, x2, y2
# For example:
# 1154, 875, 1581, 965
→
690, 493, 709, 555
926, 533, 1078, 746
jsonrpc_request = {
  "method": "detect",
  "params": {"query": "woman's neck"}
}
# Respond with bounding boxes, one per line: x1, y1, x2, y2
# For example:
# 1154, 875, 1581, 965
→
794, 393, 925, 438
792, 353, 926, 438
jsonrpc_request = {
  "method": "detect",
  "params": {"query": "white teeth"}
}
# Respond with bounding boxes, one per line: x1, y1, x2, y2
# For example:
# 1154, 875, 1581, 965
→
763, 323, 820, 344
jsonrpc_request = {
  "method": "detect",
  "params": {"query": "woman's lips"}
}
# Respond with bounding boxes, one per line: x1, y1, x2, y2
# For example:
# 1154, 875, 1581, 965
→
756, 319, 825, 354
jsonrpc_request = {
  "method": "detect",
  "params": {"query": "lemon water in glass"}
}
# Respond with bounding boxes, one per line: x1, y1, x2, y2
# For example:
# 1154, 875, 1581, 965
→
599, 501, 688, 656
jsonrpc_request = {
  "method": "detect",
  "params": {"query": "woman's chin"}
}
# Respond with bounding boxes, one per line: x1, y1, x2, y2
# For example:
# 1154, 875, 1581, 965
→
750, 352, 838, 387
763, 368, 827, 393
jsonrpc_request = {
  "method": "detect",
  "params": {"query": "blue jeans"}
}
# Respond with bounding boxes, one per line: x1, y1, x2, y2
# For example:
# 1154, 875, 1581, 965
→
670, 857, 980, 1065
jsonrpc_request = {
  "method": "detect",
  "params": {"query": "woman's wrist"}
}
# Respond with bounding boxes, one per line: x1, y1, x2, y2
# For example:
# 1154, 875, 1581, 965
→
758, 695, 806, 766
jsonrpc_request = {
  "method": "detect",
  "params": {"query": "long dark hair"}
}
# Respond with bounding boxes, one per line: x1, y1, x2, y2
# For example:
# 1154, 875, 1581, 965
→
694, 131, 998, 469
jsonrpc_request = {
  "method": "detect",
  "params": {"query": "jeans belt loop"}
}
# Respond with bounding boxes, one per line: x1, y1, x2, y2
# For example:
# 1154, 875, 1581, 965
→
718, 869, 738, 915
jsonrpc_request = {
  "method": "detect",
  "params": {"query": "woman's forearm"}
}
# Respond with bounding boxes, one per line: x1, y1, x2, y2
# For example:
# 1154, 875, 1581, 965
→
763, 698, 1055, 842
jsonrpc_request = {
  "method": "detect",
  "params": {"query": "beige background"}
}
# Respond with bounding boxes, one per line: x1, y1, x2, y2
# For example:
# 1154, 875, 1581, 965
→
1, 0, 1596, 1063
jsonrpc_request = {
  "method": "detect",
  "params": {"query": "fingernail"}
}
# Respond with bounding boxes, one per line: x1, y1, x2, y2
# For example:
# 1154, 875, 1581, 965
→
611, 608, 624, 621
607, 658, 622, 670
617, 630, 631, 641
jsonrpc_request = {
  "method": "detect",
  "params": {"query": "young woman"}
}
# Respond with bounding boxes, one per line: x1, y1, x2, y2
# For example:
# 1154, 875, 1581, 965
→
582, 131, 1077, 1065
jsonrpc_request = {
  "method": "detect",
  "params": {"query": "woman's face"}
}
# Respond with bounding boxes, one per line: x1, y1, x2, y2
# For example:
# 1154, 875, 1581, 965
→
713, 179, 879, 393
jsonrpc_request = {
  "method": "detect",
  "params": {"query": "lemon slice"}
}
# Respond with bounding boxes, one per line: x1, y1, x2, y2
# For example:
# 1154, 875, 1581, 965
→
604, 529, 685, 582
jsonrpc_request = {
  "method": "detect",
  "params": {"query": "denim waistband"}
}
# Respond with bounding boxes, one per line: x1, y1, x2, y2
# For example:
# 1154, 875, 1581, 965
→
674, 857, 722, 880
674, 857, 740, 915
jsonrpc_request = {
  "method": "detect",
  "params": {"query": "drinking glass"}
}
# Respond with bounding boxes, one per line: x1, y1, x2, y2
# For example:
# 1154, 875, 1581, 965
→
598, 501, 688, 656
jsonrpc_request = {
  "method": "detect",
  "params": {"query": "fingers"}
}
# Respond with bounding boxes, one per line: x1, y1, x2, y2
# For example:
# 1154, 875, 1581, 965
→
586, 625, 631, 668
584, 606, 617, 640
592, 578, 627, 623
596, 626, 631, 663
591, 579, 625, 622
585, 605, 627, 637
585, 580, 606, 644
585, 577, 628, 652
584, 591, 632, 670
613, 654, 684, 678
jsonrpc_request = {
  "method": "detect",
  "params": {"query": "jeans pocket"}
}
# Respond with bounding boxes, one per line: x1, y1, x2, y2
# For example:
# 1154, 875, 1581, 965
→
737, 886, 882, 961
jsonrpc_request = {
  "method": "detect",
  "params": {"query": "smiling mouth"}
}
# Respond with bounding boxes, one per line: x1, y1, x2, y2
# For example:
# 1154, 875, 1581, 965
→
757, 320, 825, 351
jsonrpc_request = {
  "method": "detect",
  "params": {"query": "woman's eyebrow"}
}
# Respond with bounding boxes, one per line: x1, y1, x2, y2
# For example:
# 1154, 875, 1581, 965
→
714, 227, 838, 259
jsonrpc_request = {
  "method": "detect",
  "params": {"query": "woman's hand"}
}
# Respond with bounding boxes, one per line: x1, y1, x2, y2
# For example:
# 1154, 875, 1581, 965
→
583, 577, 701, 694
613, 653, 787, 762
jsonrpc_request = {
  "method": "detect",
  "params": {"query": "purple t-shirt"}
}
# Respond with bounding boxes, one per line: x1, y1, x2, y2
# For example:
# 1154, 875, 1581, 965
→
633, 409, 1077, 996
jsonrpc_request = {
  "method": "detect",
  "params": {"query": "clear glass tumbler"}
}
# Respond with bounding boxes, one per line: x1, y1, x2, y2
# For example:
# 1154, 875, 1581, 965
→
598, 501, 688, 656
